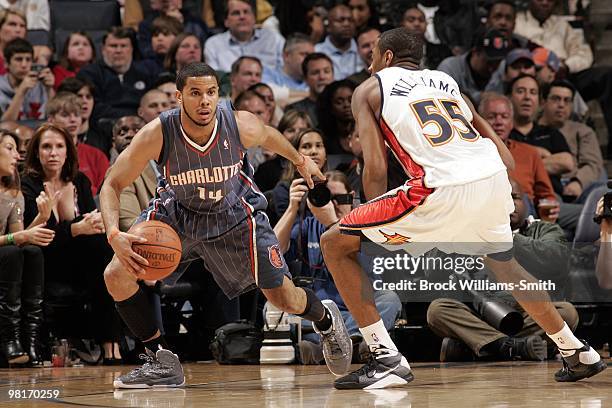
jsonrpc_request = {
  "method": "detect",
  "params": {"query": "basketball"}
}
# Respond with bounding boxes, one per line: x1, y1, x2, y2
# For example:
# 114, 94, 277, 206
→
128, 220, 182, 280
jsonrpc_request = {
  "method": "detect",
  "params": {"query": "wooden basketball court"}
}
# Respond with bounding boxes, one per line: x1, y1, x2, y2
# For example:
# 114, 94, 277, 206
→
0, 361, 610, 407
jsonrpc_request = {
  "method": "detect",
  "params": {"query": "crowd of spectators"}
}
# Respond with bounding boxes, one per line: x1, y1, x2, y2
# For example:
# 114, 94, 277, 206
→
0, 0, 610, 367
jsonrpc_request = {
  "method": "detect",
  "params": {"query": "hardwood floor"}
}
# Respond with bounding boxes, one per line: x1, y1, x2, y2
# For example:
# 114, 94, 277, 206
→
0, 360, 609, 407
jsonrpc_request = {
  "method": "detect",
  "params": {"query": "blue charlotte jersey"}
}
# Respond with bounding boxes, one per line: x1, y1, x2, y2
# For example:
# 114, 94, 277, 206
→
154, 101, 267, 240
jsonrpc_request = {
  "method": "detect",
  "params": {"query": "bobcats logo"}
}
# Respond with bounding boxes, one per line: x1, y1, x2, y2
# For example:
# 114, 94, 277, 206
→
268, 244, 284, 269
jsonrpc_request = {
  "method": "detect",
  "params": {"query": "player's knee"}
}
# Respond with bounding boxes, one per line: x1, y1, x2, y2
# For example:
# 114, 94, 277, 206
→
320, 226, 357, 257
104, 258, 128, 293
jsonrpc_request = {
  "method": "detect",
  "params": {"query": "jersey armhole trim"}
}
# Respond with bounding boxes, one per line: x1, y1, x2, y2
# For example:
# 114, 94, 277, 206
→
374, 73, 384, 119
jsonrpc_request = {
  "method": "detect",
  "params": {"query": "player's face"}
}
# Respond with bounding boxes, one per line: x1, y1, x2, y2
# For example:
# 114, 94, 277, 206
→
369, 38, 388, 74
178, 76, 219, 126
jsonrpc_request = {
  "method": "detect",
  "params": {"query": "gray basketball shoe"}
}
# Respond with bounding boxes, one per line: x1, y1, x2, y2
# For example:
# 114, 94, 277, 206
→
113, 349, 185, 389
313, 299, 352, 376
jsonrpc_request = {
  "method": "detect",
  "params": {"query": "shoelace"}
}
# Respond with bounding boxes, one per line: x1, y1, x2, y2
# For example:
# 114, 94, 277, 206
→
129, 352, 159, 374
351, 345, 389, 379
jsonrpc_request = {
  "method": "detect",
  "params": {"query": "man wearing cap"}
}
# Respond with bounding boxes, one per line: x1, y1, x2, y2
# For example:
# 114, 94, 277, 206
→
515, 0, 612, 157
486, 48, 536, 94
437, 28, 510, 104
539, 80, 604, 202
532, 47, 588, 120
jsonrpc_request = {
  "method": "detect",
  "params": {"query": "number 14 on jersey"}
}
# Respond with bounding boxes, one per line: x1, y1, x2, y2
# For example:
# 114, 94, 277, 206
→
197, 187, 223, 202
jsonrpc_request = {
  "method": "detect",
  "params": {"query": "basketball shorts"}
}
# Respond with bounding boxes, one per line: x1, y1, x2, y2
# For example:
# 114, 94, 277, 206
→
136, 188, 290, 299
339, 170, 515, 258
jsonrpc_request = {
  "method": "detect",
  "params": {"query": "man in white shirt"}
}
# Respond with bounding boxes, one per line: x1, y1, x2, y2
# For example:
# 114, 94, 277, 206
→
204, 0, 284, 73
515, 0, 612, 157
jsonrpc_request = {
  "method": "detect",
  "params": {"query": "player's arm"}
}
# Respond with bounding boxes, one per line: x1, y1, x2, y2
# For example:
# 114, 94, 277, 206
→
100, 119, 163, 274
353, 77, 388, 200
236, 110, 324, 188
462, 94, 515, 172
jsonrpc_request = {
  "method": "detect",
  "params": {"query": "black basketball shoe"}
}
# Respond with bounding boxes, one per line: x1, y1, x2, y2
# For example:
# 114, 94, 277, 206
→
334, 345, 414, 390
555, 341, 607, 382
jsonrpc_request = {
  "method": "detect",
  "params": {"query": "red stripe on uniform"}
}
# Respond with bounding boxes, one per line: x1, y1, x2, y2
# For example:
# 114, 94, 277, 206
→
379, 117, 425, 179
340, 178, 433, 230
239, 200, 257, 280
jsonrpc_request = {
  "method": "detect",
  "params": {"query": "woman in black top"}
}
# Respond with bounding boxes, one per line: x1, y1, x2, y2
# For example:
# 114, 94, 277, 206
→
21, 124, 122, 364
0, 129, 54, 366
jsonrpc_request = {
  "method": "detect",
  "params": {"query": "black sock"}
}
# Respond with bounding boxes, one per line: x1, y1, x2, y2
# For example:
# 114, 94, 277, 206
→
115, 287, 159, 343
143, 335, 169, 353
296, 287, 332, 331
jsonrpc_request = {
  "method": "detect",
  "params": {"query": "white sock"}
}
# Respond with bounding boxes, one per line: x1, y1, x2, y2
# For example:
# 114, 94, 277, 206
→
359, 319, 398, 352
547, 323, 600, 363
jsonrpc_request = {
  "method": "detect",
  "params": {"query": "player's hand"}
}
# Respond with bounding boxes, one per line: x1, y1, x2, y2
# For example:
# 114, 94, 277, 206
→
108, 230, 149, 277
36, 183, 62, 222
294, 154, 325, 189
13, 224, 55, 247
288, 178, 308, 211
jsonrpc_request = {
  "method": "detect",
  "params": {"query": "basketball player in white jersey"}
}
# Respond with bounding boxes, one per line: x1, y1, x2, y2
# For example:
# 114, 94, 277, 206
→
320, 28, 606, 389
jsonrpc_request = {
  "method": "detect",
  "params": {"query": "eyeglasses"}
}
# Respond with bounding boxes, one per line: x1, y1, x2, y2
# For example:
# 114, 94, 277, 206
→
332, 193, 353, 205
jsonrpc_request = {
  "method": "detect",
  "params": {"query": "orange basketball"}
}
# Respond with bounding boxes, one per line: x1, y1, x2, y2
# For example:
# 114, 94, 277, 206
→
128, 220, 182, 280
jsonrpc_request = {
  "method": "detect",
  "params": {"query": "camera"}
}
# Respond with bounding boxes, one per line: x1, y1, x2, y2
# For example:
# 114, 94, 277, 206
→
307, 180, 332, 207
593, 180, 612, 224
31, 64, 45, 74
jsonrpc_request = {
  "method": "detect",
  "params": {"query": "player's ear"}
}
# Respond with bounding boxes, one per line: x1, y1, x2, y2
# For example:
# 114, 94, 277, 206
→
384, 50, 394, 67
175, 89, 182, 105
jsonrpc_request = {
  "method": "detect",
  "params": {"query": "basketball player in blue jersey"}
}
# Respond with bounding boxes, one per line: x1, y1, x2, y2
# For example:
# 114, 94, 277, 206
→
319, 28, 606, 389
100, 63, 353, 388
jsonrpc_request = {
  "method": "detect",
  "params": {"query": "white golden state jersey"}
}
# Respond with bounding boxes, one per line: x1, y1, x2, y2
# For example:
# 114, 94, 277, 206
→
375, 67, 506, 187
